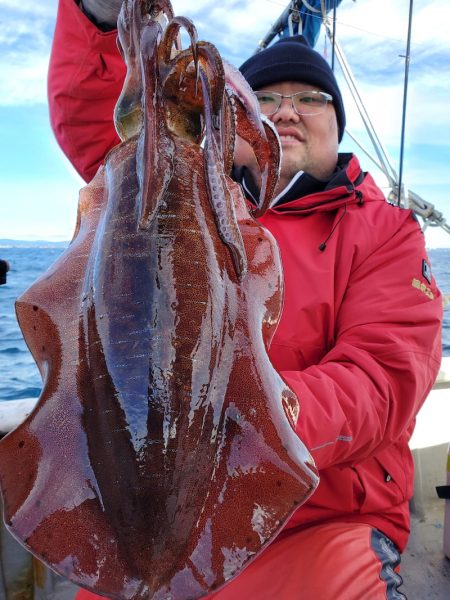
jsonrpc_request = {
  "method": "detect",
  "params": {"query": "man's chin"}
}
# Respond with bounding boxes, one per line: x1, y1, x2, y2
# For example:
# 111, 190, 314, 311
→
279, 156, 305, 181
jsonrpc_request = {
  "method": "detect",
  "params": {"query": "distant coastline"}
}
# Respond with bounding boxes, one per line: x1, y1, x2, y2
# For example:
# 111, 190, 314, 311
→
1, 238, 449, 251
0, 239, 69, 249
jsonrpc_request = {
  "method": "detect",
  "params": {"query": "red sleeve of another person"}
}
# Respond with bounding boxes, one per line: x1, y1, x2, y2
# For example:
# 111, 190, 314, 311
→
48, 0, 125, 182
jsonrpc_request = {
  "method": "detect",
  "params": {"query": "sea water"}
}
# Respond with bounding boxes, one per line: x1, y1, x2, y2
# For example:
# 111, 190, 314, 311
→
0, 244, 449, 402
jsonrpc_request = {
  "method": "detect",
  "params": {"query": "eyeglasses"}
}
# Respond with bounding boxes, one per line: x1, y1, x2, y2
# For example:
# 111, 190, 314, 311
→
254, 90, 333, 117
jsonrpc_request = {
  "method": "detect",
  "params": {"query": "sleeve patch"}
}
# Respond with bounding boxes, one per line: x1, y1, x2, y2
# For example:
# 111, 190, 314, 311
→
412, 277, 434, 300
422, 259, 432, 284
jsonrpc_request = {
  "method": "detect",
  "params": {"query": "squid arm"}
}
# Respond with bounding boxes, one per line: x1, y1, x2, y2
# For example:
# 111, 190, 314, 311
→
199, 63, 248, 280
136, 20, 175, 230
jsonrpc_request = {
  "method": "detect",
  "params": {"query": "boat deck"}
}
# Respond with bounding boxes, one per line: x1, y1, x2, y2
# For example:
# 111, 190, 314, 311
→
402, 368, 450, 599
402, 503, 450, 599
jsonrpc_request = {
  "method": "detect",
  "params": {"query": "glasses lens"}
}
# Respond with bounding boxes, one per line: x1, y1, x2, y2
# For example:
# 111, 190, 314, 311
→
293, 91, 330, 115
255, 92, 280, 115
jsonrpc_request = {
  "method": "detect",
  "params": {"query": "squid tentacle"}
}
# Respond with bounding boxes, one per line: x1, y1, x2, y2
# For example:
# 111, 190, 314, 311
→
197, 43, 226, 128
137, 20, 175, 230
258, 117, 282, 214
223, 61, 281, 216
199, 66, 247, 280
158, 16, 198, 72
143, 0, 174, 21
114, 0, 151, 141
253, 115, 281, 217
222, 87, 236, 177
232, 95, 281, 217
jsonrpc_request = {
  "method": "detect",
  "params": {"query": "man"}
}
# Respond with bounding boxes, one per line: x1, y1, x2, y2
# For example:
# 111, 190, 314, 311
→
48, 1, 442, 598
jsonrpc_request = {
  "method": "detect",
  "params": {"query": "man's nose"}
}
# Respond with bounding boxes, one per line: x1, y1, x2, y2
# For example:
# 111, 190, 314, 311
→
271, 97, 300, 123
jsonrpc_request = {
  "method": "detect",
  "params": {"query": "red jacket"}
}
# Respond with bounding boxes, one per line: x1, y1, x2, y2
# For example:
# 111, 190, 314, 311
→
49, 0, 442, 553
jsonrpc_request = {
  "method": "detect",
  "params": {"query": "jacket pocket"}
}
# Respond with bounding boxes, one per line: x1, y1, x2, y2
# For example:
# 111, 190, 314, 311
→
354, 443, 411, 514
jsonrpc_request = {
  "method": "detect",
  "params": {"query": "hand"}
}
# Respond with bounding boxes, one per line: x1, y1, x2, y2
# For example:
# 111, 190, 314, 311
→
80, 0, 124, 29
234, 136, 262, 190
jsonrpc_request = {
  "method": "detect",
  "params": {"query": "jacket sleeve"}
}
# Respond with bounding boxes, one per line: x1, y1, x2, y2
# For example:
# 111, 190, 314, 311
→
281, 208, 442, 471
48, 0, 125, 182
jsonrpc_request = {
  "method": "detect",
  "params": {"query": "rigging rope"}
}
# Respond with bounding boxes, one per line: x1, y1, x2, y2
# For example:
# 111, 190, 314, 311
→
255, 0, 450, 237
262, 0, 404, 44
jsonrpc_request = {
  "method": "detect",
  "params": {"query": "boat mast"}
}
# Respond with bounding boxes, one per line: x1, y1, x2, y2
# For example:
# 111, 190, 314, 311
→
397, 0, 414, 206
331, 0, 337, 71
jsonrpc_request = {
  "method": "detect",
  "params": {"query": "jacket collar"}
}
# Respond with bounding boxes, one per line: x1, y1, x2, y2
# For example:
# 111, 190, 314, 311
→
233, 153, 370, 214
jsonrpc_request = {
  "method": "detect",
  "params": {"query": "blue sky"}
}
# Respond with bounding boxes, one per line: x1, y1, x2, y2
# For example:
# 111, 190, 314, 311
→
1, 0, 449, 247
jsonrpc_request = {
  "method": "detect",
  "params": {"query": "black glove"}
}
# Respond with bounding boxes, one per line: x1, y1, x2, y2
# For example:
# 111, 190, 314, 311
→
79, 0, 123, 31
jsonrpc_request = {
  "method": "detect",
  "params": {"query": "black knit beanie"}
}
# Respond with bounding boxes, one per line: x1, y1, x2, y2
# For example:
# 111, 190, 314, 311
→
239, 35, 346, 142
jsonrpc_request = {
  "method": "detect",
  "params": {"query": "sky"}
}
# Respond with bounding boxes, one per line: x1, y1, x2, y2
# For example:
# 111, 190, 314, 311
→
0, 0, 449, 248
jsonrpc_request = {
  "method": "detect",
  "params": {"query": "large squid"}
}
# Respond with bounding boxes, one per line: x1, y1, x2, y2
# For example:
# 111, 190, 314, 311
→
0, 1, 318, 598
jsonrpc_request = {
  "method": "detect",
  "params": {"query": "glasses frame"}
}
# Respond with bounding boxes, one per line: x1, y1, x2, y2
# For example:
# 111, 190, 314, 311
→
254, 90, 333, 117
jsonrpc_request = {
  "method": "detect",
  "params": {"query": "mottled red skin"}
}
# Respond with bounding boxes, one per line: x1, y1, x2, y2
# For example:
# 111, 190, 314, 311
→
0, 1, 318, 599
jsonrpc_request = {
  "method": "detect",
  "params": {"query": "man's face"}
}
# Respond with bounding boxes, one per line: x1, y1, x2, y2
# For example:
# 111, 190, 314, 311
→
254, 81, 339, 191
